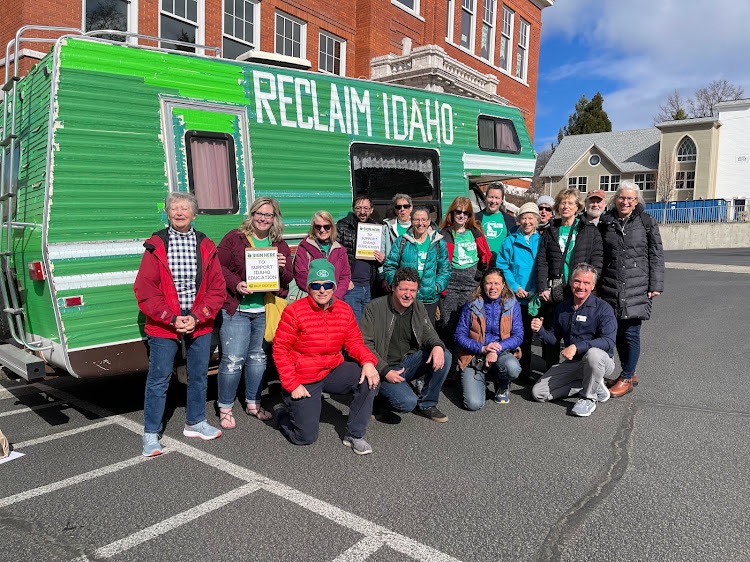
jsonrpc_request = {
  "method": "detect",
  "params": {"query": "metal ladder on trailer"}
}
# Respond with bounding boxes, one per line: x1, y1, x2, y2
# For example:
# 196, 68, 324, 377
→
0, 26, 82, 379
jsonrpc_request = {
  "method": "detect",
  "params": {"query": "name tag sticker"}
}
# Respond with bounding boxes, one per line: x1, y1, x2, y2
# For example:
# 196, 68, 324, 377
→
575, 315, 587, 322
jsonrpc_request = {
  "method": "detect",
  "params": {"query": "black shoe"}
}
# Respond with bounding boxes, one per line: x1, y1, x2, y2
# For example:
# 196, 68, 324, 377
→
418, 406, 449, 423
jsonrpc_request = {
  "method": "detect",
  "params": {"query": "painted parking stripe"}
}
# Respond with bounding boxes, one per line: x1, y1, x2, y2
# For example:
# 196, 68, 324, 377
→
0, 454, 158, 509
34, 384, 463, 562
0, 400, 64, 418
331, 536, 385, 562
14, 419, 117, 449
84, 483, 261, 559
665, 262, 750, 274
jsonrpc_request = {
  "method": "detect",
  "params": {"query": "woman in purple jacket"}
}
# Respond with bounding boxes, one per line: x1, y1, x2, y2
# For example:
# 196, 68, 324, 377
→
293, 210, 351, 301
216, 197, 293, 429
455, 268, 523, 410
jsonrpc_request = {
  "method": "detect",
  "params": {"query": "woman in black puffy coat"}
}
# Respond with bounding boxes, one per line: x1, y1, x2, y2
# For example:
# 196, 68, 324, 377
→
598, 181, 664, 397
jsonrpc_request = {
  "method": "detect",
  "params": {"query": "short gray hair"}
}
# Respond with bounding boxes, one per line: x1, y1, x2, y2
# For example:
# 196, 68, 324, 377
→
165, 192, 199, 216
392, 193, 413, 206
609, 180, 644, 208
570, 262, 599, 285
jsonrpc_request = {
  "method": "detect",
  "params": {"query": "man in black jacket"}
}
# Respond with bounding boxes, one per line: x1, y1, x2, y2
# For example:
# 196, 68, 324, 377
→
337, 195, 385, 322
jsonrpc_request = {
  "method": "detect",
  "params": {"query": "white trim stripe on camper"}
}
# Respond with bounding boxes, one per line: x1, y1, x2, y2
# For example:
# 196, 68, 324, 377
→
48, 240, 145, 260
53, 271, 138, 291
462, 153, 536, 174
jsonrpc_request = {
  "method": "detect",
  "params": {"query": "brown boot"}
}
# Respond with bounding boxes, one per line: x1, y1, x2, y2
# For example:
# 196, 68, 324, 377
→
609, 374, 639, 397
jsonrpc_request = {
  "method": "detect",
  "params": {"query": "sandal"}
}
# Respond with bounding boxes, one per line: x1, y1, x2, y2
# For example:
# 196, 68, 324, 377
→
219, 408, 236, 430
245, 404, 273, 421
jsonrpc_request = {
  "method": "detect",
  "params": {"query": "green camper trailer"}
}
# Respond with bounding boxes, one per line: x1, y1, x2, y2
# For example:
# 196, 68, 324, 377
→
0, 27, 536, 379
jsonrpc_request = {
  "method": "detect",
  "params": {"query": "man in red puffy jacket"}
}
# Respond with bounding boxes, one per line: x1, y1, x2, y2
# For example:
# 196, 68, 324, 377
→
273, 259, 380, 455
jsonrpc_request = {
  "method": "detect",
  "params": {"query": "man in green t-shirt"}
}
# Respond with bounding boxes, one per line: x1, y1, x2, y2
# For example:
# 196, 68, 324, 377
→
476, 184, 517, 266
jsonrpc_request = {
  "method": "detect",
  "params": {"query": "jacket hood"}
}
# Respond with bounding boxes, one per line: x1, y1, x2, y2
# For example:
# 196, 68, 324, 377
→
402, 222, 443, 245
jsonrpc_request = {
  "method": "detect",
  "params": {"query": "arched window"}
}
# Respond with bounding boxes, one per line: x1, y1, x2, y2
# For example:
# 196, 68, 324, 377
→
676, 136, 697, 162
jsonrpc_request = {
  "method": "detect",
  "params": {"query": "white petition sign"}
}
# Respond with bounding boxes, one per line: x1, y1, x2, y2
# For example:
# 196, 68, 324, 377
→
355, 223, 384, 260
245, 248, 280, 291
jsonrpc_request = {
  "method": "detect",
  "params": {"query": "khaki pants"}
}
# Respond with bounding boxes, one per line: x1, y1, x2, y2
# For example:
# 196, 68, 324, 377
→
532, 348, 616, 402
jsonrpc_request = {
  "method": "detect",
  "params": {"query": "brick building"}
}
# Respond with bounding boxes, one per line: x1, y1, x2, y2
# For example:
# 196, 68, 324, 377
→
2, 0, 552, 139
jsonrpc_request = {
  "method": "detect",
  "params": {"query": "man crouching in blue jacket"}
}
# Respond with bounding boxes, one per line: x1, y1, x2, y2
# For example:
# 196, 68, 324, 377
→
530, 263, 617, 417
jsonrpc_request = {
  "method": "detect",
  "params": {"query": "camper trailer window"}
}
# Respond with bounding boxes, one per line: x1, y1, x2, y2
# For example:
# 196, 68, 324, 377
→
185, 131, 239, 214
477, 116, 521, 154
350, 143, 441, 222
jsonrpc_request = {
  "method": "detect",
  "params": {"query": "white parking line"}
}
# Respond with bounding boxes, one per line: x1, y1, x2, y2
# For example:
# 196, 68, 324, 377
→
0, 385, 45, 400
89, 483, 260, 559
14, 419, 117, 449
666, 262, 750, 274
0, 400, 65, 418
0, 454, 157, 509
331, 536, 385, 562
32, 384, 462, 562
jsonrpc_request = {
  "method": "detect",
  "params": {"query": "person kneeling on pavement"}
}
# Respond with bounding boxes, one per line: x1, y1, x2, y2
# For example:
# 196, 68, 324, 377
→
531, 263, 617, 417
272, 259, 380, 455
455, 268, 523, 410
360, 267, 451, 423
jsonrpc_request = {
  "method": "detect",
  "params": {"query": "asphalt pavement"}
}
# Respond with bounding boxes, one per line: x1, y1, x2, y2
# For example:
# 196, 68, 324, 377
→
1, 248, 749, 561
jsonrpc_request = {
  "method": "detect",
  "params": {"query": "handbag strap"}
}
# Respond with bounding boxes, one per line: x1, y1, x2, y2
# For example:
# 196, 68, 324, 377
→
559, 220, 576, 261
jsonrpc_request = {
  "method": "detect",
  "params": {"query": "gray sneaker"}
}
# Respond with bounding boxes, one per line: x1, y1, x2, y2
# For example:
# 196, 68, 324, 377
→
571, 398, 597, 417
142, 432, 163, 457
342, 435, 373, 455
183, 420, 222, 440
596, 380, 611, 403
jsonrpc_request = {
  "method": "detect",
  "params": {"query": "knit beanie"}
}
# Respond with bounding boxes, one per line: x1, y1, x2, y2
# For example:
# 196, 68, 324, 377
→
307, 258, 336, 287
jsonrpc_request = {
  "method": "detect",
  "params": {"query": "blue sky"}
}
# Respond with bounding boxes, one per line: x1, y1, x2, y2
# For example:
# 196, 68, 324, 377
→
534, 0, 750, 152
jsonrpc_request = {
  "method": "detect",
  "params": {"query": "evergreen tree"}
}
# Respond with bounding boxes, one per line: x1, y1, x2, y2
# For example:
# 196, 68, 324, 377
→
559, 92, 612, 141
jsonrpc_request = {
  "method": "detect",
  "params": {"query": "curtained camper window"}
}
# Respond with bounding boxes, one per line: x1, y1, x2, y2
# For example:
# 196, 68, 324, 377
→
185, 131, 239, 214
350, 143, 441, 222
478, 116, 521, 154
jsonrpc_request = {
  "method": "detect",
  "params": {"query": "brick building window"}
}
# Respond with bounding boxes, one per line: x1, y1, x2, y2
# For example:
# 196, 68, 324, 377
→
275, 11, 305, 59
676, 171, 695, 190
480, 0, 496, 62
515, 17, 529, 81
460, 0, 475, 50
568, 176, 588, 192
393, 0, 419, 14
223, 0, 259, 59
599, 174, 621, 192
319, 32, 345, 75
160, 0, 199, 52
446, 0, 455, 42
634, 173, 656, 191
85, 0, 131, 41
499, 5, 513, 72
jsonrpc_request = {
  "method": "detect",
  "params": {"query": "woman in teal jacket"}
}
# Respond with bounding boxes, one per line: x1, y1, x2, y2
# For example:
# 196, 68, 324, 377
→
383, 206, 450, 324
495, 202, 542, 380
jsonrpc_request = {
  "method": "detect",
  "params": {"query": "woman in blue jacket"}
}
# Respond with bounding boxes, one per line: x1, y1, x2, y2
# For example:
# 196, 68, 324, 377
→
456, 268, 523, 409
495, 202, 541, 381
383, 206, 450, 325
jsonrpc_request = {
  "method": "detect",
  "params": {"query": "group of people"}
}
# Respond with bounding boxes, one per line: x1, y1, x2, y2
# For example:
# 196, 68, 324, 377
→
133, 179, 664, 457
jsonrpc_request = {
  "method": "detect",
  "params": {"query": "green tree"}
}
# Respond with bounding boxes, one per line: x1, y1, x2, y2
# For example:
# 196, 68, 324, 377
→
558, 92, 612, 142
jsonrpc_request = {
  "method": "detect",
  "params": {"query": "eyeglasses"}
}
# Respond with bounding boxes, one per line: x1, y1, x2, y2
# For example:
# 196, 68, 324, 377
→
617, 196, 636, 203
538, 206, 553, 212
395, 204, 412, 210
254, 212, 275, 219
453, 209, 471, 216
309, 282, 335, 291
314, 224, 332, 231
354, 206, 372, 212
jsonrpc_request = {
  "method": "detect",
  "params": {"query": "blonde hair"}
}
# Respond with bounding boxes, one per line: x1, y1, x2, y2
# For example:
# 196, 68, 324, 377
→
307, 210, 337, 243
554, 188, 584, 214
240, 197, 284, 242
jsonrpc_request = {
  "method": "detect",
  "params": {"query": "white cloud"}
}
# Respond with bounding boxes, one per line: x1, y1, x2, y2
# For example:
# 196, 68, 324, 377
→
540, 0, 750, 129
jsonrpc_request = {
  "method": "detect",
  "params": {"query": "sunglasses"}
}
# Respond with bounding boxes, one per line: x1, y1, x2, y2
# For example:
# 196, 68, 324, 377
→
310, 282, 335, 291
395, 204, 412, 210
538, 206, 553, 212
314, 224, 332, 231
453, 209, 471, 216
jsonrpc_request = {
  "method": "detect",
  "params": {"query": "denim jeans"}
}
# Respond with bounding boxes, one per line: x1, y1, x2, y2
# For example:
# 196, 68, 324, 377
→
277, 361, 376, 444
143, 333, 211, 433
217, 310, 267, 409
344, 284, 371, 324
461, 351, 522, 411
616, 318, 642, 379
378, 348, 451, 412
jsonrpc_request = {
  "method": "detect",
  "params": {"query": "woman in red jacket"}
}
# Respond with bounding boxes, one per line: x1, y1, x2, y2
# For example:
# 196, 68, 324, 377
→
215, 197, 293, 429
134, 193, 226, 457
273, 259, 380, 455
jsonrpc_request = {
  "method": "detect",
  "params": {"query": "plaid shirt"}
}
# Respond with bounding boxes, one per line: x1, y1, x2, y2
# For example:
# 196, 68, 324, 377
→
167, 226, 198, 313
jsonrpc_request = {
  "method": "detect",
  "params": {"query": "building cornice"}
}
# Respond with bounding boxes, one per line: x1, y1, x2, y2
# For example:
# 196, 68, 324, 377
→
531, 0, 554, 9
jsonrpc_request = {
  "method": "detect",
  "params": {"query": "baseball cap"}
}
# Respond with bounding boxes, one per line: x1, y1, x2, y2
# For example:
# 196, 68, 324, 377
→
586, 189, 606, 201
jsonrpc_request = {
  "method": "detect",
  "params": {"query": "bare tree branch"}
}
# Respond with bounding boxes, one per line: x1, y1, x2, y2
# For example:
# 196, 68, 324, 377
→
688, 79, 744, 118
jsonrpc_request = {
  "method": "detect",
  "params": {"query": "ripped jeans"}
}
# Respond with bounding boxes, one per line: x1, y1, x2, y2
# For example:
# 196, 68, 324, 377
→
217, 309, 267, 409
